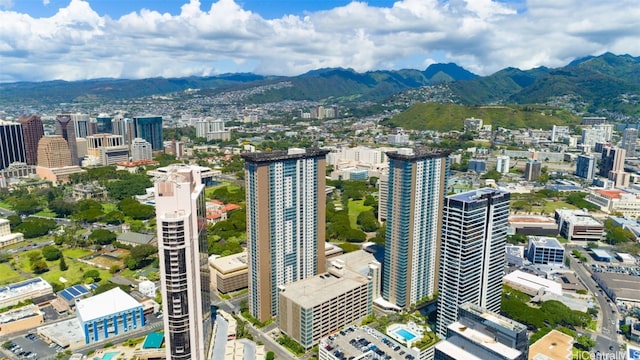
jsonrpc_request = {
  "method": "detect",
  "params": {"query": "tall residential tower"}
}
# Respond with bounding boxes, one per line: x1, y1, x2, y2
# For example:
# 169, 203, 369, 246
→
241, 148, 329, 322
382, 148, 451, 309
437, 188, 510, 337
155, 165, 212, 360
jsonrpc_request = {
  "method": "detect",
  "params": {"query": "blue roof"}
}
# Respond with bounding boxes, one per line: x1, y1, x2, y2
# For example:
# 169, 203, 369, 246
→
59, 284, 90, 301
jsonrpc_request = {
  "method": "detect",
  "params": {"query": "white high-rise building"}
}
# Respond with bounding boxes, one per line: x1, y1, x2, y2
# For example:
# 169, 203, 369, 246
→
195, 117, 231, 141
382, 148, 451, 309
241, 148, 329, 322
131, 138, 153, 161
437, 188, 510, 337
496, 155, 510, 174
155, 165, 212, 360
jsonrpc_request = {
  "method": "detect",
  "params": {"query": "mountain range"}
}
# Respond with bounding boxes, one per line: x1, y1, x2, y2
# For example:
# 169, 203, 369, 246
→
1, 53, 640, 116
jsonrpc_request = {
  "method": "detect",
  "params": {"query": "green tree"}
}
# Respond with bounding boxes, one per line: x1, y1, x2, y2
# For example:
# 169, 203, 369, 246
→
357, 210, 379, 232
346, 228, 367, 243
481, 169, 502, 181
41, 245, 62, 261
59, 256, 68, 271
575, 335, 596, 350
83, 269, 101, 282
14, 217, 57, 238
32, 260, 49, 274
103, 210, 125, 225
266, 352, 275, 360
89, 229, 117, 245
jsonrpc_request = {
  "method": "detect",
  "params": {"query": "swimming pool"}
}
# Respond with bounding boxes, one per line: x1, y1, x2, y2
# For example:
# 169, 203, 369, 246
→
394, 328, 417, 341
101, 352, 120, 360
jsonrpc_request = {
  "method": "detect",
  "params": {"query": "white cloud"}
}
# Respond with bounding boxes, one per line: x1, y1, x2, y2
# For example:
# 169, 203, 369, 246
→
43, 0, 50, 5
0, 0, 639, 82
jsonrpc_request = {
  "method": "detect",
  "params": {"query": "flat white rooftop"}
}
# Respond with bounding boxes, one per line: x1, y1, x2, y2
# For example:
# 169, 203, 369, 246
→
76, 287, 142, 323
448, 321, 522, 360
434, 340, 483, 360
503, 270, 563, 296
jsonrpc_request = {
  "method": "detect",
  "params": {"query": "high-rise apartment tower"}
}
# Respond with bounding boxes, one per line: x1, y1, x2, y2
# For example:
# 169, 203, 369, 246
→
437, 188, 510, 337
241, 148, 329, 322
155, 165, 212, 360
382, 148, 451, 309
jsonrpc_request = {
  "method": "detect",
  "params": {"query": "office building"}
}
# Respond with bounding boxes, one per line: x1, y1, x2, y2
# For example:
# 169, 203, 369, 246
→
575, 154, 596, 180
526, 236, 565, 266
0, 120, 26, 171
84, 134, 129, 166
496, 155, 510, 174
434, 302, 528, 360
195, 117, 231, 141
555, 209, 604, 241
278, 252, 378, 349
551, 125, 570, 142
600, 146, 626, 177
130, 137, 153, 161
437, 188, 510, 337
467, 158, 486, 173
133, 116, 163, 150
241, 148, 329, 322
524, 159, 541, 181
55, 114, 79, 165
210, 252, 249, 294
37, 136, 72, 168
155, 164, 212, 360
622, 128, 638, 157
383, 148, 451, 309
76, 287, 145, 344
95, 114, 113, 134
17, 115, 44, 165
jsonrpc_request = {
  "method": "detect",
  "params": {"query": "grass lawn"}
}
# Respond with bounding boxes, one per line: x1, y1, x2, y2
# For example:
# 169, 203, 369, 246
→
0, 263, 24, 285
40, 257, 112, 287
348, 200, 372, 229
63, 248, 92, 259
34, 208, 57, 218
586, 319, 597, 332
539, 200, 578, 214
205, 182, 232, 197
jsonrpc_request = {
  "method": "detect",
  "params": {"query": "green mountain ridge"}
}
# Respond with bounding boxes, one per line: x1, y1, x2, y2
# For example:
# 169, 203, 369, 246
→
384, 103, 581, 131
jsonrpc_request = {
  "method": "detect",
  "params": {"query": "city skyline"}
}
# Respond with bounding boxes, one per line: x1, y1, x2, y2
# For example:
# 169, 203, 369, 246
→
1, 0, 639, 82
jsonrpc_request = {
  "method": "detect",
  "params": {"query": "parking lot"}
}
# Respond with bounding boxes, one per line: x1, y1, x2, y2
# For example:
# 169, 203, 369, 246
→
3, 332, 63, 359
590, 263, 640, 277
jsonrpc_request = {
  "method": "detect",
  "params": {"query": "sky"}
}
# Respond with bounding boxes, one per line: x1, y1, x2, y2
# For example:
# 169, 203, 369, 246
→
0, 0, 639, 83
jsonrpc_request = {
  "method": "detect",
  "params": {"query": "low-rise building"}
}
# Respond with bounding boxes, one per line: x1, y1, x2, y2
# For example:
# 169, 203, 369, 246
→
72, 182, 108, 200
555, 209, 604, 241
0, 218, 24, 248
587, 189, 640, 217
75, 287, 145, 344
503, 270, 563, 296
0, 304, 44, 336
116, 231, 156, 247
528, 329, 572, 360
526, 236, 565, 267
592, 272, 640, 305
508, 215, 558, 236
0, 277, 53, 309
210, 252, 249, 294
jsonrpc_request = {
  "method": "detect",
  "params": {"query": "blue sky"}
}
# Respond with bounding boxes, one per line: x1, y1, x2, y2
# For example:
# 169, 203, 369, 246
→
0, 0, 637, 82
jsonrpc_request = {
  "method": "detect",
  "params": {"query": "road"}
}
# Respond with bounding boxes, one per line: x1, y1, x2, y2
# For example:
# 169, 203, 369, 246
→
567, 246, 620, 354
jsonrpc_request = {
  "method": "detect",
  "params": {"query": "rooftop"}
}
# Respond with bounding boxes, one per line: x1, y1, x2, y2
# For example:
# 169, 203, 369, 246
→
385, 147, 452, 161
241, 147, 330, 163
279, 270, 369, 309
447, 321, 522, 360
448, 187, 509, 203
528, 330, 573, 360
210, 251, 248, 273
591, 249, 614, 259
503, 270, 563, 296
593, 272, 640, 302
76, 287, 142, 323
116, 231, 155, 245
555, 209, 602, 226
508, 215, 556, 224
0, 277, 52, 301
0, 304, 41, 324
460, 302, 527, 333
434, 339, 483, 360
529, 236, 564, 249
